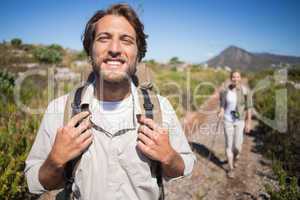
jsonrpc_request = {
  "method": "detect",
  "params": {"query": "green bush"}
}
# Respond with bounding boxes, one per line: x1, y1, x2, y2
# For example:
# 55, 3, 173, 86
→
266, 162, 300, 200
76, 50, 87, 60
250, 69, 300, 199
33, 46, 62, 64
0, 69, 49, 199
48, 44, 63, 52
11, 38, 22, 47
169, 56, 183, 65
0, 69, 40, 199
0, 70, 15, 96
288, 67, 300, 82
0, 70, 15, 119
0, 114, 40, 200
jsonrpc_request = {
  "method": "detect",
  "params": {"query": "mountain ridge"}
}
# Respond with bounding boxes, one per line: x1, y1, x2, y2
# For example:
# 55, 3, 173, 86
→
205, 46, 300, 70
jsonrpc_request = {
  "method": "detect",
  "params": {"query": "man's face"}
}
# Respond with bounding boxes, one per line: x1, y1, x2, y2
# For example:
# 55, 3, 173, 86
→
91, 15, 138, 83
231, 72, 241, 86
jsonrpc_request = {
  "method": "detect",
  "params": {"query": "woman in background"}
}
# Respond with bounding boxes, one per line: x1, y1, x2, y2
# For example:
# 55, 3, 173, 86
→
218, 70, 253, 178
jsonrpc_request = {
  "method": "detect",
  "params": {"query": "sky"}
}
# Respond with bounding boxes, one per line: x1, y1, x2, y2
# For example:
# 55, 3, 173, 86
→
1, 0, 300, 63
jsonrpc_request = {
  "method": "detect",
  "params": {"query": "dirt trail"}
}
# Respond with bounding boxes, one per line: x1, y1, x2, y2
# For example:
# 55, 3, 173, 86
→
165, 88, 275, 200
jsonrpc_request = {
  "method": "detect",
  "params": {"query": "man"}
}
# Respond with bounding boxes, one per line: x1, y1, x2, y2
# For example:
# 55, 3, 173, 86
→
218, 70, 252, 178
25, 3, 195, 200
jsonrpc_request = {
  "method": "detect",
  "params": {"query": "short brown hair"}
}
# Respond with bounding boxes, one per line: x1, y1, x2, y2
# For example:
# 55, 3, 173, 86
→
82, 3, 148, 62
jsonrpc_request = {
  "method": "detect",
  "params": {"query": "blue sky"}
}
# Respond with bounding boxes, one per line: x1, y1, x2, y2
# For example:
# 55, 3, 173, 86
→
1, 0, 299, 63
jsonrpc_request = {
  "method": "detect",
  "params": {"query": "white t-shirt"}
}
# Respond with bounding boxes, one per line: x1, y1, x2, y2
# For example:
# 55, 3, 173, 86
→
224, 89, 237, 122
93, 94, 134, 135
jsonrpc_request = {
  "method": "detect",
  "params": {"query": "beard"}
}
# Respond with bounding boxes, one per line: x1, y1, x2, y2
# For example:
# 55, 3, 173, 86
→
91, 56, 137, 84
99, 69, 129, 83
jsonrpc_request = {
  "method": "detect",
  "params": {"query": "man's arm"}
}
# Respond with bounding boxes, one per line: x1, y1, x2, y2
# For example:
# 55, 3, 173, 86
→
38, 111, 92, 190
38, 155, 65, 190
25, 108, 93, 193
160, 147, 185, 177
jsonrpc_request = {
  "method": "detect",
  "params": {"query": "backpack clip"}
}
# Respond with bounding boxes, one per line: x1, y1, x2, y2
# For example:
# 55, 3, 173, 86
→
143, 102, 154, 111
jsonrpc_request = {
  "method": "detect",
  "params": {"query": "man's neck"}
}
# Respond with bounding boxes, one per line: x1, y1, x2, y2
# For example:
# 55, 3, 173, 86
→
95, 78, 131, 101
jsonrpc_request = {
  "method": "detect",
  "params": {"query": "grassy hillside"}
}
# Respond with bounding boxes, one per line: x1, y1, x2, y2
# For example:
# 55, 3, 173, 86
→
248, 68, 300, 199
0, 40, 228, 199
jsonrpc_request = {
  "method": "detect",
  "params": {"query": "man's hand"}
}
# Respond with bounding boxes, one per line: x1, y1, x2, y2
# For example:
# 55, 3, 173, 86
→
39, 111, 93, 190
137, 116, 173, 163
49, 111, 93, 167
137, 116, 184, 178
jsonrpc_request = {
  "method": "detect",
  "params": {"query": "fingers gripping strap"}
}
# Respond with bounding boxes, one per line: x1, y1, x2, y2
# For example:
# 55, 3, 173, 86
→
141, 88, 154, 119
63, 93, 74, 126
138, 88, 164, 200
63, 85, 88, 125
138, 88, 162, 126
63, 85, 87, 199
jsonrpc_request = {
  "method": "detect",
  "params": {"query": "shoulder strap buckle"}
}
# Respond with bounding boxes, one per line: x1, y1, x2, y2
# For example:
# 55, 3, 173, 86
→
143, 102, 154, 111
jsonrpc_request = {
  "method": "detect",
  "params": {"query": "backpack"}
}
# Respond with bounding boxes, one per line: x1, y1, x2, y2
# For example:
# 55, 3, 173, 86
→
38, 63, 165, 200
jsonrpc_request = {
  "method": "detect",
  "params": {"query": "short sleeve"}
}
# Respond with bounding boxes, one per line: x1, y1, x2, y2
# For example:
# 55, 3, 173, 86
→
158, 96, 196, 180
24, 95, 66, 194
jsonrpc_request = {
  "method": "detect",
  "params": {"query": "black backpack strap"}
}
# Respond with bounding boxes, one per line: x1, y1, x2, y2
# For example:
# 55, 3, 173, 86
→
140, 88, 165, 200
141, 88, 154, 119
64, 85, 86, 199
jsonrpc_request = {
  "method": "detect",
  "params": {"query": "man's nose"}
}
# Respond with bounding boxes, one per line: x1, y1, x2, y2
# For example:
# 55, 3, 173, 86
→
108, 39, 122, 57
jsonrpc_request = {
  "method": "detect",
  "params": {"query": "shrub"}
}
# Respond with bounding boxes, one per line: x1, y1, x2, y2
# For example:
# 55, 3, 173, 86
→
169, 56, 183, 65
48, 44, 63, 52
11, 38, 22, 47
0, 69, 40, 199
250, 69, 300, 199
33, 46, 62, 64
266, 162, 300, 200
76, 50, 87, 60
0, 70, 15, 96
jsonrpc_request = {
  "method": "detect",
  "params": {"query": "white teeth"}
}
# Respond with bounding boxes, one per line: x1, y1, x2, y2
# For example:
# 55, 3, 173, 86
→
107, 60, 122, 65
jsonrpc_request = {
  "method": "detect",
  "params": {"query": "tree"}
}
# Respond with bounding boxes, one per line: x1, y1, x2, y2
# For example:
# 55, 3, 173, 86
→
48, 44, 63, 52
169, 57, 183, 65
145, 59, 157, 66
33, 46, 62, 64
11, 38, 22, 47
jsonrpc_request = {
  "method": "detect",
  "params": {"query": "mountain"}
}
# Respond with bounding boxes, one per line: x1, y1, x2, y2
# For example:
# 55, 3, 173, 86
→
205, 45, 300, 70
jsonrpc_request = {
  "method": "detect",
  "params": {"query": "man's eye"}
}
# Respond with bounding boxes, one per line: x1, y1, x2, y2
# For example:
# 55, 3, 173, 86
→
122, 38, 134, 45
97, 37, 109, 42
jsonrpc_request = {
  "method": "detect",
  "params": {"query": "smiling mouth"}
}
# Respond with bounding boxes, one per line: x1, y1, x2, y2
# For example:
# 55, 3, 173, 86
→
104, 58, 126, 66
